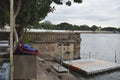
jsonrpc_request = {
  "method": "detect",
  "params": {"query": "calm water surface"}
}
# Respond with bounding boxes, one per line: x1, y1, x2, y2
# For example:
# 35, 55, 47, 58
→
77, 34, 120, 80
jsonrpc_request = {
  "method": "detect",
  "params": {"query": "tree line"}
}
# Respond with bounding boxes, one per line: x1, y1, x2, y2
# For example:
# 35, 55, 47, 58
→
0, 0, 82, 43
33, 21, 120, 33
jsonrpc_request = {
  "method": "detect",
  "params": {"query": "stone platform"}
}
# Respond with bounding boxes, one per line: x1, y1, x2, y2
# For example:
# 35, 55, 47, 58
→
63, 59, 120, 75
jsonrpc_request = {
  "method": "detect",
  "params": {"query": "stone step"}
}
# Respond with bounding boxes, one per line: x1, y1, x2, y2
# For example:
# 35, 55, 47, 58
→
52, 63, 68, 73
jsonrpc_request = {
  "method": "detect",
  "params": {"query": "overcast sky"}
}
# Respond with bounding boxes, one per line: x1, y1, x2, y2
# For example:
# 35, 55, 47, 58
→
43, 0, 120, 28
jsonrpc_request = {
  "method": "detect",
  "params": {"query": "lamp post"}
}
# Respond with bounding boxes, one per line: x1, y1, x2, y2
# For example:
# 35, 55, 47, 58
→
10, 0, 14, 79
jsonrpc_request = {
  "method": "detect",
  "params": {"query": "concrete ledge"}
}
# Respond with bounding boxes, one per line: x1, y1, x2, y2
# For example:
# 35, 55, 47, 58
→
13, 55, 37, 79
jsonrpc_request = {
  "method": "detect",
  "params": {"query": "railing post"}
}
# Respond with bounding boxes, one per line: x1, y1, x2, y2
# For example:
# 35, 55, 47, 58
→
115, 50, 117, 63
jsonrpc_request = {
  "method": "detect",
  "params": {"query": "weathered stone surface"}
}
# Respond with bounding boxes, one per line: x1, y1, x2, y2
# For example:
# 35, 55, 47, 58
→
28, 32, 81, 60
13, 55, 37, 79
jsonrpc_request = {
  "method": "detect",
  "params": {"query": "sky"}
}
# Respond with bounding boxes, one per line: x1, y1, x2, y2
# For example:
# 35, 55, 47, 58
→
43, 0, 120, 28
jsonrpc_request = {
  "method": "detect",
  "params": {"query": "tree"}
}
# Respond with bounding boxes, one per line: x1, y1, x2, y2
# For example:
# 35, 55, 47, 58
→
79, 24, 90, 30
91, 25, 98, 31
101, 27, 117, 31
117, 28, 120, 33
73, 25, 80, 30
0, 0, 83, 44
0, 0, 82, 28
57, 22, 73, 30
0, 0, 9, 28
33, 21, 58, 29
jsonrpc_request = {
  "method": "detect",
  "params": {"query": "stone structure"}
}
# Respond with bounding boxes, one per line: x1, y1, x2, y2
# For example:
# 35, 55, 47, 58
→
13, 55, 37, 79
27, 32, 81, 60
0, 31, 81, 60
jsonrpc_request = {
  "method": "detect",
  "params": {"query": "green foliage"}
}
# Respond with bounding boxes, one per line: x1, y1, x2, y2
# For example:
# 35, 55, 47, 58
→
33, 23, 43, 29
22, 33, 29, 43
74, 0, 82, 3
33, 22, 93, 30
101, 27, 117, 31
33, 21, 58, 29
66, 1, 72, 6
16, 0, 52, 27
52, 0, 63, 4
57, 22, 73, 30
91, 25, 98, 31
117, 28, 120, 32
0, 0, 10, 27
79, 25, 90, 30
33, 22, 119, 32
0, 0, 83, 28
52, 0, 82, 6
0, 0, 53, 28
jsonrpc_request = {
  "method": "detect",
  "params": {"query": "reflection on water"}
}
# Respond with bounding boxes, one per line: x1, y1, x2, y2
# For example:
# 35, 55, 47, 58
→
78, 33, 120, 80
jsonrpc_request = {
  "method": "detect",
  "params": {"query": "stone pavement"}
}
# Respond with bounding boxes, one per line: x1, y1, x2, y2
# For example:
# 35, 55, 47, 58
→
37, 58, 77, 80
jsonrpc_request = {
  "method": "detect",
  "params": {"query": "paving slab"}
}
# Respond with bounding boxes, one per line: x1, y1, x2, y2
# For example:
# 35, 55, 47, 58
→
52, 63, 68, 73
37, 58, 77, 80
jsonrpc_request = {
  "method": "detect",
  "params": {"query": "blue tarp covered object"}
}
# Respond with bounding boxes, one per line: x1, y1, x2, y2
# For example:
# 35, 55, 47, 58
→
23, 44, 36, 51
14, 43, 39, 55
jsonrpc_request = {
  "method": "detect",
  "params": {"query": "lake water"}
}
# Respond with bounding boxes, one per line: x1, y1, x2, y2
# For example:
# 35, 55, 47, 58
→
81, 34, 120, 63
77, 33, 120, 80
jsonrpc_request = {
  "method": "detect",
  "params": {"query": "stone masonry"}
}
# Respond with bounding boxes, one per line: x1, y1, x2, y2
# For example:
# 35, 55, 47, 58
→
28, 32, 81, 61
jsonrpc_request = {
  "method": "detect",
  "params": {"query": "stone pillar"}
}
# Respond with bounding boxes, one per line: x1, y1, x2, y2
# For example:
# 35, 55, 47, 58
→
13, 55, 37, 79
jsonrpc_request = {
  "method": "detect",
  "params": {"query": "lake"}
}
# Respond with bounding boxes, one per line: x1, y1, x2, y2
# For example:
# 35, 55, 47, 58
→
77, 33, 120, 80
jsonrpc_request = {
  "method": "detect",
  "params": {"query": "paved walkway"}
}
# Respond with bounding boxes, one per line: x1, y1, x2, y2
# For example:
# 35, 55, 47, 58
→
37, 58, 77, 80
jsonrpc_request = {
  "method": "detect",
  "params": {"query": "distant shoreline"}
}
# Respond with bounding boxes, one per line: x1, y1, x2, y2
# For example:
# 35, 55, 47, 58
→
0, 29, 119, 34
